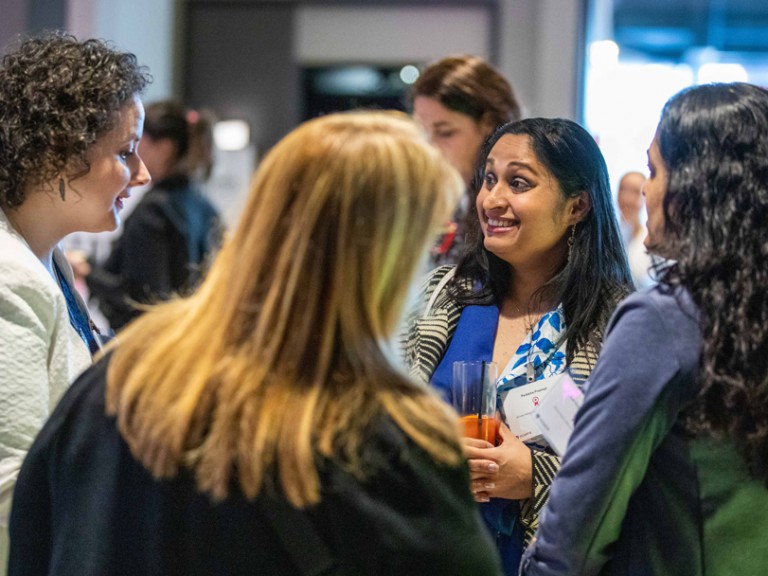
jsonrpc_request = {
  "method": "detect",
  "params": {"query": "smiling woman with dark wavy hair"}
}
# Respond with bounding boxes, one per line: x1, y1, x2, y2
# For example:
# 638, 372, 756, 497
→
522, 82, 768, 576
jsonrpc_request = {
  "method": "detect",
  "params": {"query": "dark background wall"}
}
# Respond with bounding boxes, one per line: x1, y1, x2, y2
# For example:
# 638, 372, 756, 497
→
1, 0, 65, 51
184, 2, 299, 157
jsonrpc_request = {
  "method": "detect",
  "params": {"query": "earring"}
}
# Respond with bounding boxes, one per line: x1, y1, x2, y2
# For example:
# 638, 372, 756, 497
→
59, 178, 66, 202
567, 224, 576, 259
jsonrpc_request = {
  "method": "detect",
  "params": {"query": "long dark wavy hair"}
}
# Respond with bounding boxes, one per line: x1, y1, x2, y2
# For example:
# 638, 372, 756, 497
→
454, 118, 633, 363
0, 31, 151, 209
656, 82, 768, 482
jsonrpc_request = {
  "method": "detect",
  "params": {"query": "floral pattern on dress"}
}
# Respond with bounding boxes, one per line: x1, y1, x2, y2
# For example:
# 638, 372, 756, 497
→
497, 305, 567, 393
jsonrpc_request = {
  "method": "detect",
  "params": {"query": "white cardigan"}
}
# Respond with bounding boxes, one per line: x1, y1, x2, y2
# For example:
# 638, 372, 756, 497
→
0, 209, 92, 532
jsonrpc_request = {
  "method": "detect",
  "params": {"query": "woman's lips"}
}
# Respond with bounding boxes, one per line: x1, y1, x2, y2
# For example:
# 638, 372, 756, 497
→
115, 191, 130, 210
485, 216, 518, 234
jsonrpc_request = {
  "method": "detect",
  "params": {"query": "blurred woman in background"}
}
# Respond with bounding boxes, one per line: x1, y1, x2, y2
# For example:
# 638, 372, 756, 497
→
0, 31, 150, 572
616, 170, 654, 288
412, 55, 521, 265
77, 100, 222, 330
9, 111, 504, 576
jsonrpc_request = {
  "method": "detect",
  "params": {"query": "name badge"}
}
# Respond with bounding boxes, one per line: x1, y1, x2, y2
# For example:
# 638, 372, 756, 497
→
502, 373, 562, 443
533, 372, 584, 457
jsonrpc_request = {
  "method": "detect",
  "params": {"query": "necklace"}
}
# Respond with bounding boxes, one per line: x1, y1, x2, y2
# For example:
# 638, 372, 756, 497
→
510, 298, 539, 334
506, 297, 542, 383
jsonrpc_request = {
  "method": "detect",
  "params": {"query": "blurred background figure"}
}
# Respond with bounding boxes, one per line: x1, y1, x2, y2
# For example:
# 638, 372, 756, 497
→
617, 170, 654, 288
412, 55, 521, 266
0, 31, 150, 573
73, 100, 222, 331
9, 111, 504, 575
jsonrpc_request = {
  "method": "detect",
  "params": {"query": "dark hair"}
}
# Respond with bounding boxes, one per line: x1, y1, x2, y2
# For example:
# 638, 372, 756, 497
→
0, 31, 151, 209
656, 82, 768, 482
455, 118, 633, 363
412, 55, 521, 128
144, 99, 216, 182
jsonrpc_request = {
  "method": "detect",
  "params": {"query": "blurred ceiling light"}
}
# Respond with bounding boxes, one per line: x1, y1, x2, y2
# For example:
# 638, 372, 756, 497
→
589, 40, 620, 69
697, 62, 748, 84
214, 120, 250, 151
400, 65, 420, 85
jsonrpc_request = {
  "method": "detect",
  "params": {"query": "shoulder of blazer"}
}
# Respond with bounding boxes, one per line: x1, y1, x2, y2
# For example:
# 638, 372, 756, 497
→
570, 282, 632, 384
403, 266, 470, 385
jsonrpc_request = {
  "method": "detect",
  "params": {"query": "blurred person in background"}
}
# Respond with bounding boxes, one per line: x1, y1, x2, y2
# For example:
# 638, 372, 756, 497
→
9, 111, 504, 576
617, 171, 654, 288
72, 100, 222, 331
412, 55, 521, 265
403, 117, 633, 575
0, 32, 150, 573
522, 82, 768, 576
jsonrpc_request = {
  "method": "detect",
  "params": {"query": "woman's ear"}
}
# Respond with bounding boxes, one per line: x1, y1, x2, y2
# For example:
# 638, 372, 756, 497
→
569, 191, 592, 225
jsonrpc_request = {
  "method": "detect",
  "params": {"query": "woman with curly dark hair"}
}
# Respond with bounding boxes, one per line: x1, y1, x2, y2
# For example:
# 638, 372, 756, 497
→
0, 32, 150, 566
522, 82, 768, 576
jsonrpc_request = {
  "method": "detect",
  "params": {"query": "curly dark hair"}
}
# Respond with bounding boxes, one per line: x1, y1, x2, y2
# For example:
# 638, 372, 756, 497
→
0, 31, 151, 209
455, 118, 633, 363
656, 82, 768, 482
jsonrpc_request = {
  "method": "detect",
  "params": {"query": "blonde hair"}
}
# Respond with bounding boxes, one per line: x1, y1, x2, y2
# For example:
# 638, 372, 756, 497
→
106, 111, 464, 506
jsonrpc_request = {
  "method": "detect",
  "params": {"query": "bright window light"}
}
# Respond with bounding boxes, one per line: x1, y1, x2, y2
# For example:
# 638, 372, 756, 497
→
589, 40, 620, 69
697, 63, 749, 84
584, 62, 694, 193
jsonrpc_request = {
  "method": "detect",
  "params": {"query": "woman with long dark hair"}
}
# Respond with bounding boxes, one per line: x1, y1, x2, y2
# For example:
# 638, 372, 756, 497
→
521, 82, 768, 575
403, 117, 632, 574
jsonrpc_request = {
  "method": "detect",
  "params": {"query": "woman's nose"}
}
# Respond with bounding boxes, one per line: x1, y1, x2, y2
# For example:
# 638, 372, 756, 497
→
482, 184, 507, 210
132, 157, 152, 187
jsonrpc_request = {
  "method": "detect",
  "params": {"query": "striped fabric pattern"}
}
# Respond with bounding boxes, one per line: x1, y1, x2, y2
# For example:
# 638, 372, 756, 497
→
402, 265, 627, 544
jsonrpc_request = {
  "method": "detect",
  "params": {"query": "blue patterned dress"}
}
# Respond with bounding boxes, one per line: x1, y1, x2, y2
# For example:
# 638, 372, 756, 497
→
431, 304, 568, 575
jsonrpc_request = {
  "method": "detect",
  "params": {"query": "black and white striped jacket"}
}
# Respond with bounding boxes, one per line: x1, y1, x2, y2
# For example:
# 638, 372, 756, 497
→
402, 265, 627, 543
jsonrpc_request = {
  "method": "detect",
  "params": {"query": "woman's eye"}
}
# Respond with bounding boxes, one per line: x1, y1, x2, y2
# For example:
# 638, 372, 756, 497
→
119, 150, 134, 160
509, 177, 529, 190
435, 130, 457, 140
484, 172, 498, 188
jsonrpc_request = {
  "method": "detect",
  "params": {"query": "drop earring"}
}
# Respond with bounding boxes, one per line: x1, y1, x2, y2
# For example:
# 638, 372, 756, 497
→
567, 224, 576, 259
59, 178, 66, 202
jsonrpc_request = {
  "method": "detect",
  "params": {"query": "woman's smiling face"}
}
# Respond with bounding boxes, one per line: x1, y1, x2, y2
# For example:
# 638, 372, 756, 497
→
476, 134, 579, 270
63, 95, 150, 233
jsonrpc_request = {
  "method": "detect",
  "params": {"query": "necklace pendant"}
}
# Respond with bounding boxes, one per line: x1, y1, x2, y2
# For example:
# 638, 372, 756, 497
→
526, 362, 535, 383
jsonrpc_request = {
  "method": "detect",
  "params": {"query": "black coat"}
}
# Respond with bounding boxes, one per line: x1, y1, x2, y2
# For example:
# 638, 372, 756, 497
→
9, 357, 503, 576
86, 175, 221, 330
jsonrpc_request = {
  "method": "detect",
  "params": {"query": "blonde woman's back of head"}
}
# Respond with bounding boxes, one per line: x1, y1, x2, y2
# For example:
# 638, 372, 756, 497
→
107, 110, 464, 507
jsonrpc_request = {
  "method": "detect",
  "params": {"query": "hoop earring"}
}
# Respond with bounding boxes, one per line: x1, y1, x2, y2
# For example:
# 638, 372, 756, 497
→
59, 178, 66, 202
567, 224, 576, 259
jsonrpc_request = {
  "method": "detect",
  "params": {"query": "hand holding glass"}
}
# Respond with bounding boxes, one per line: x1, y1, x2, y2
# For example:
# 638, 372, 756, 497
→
451, 361, 500, 445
